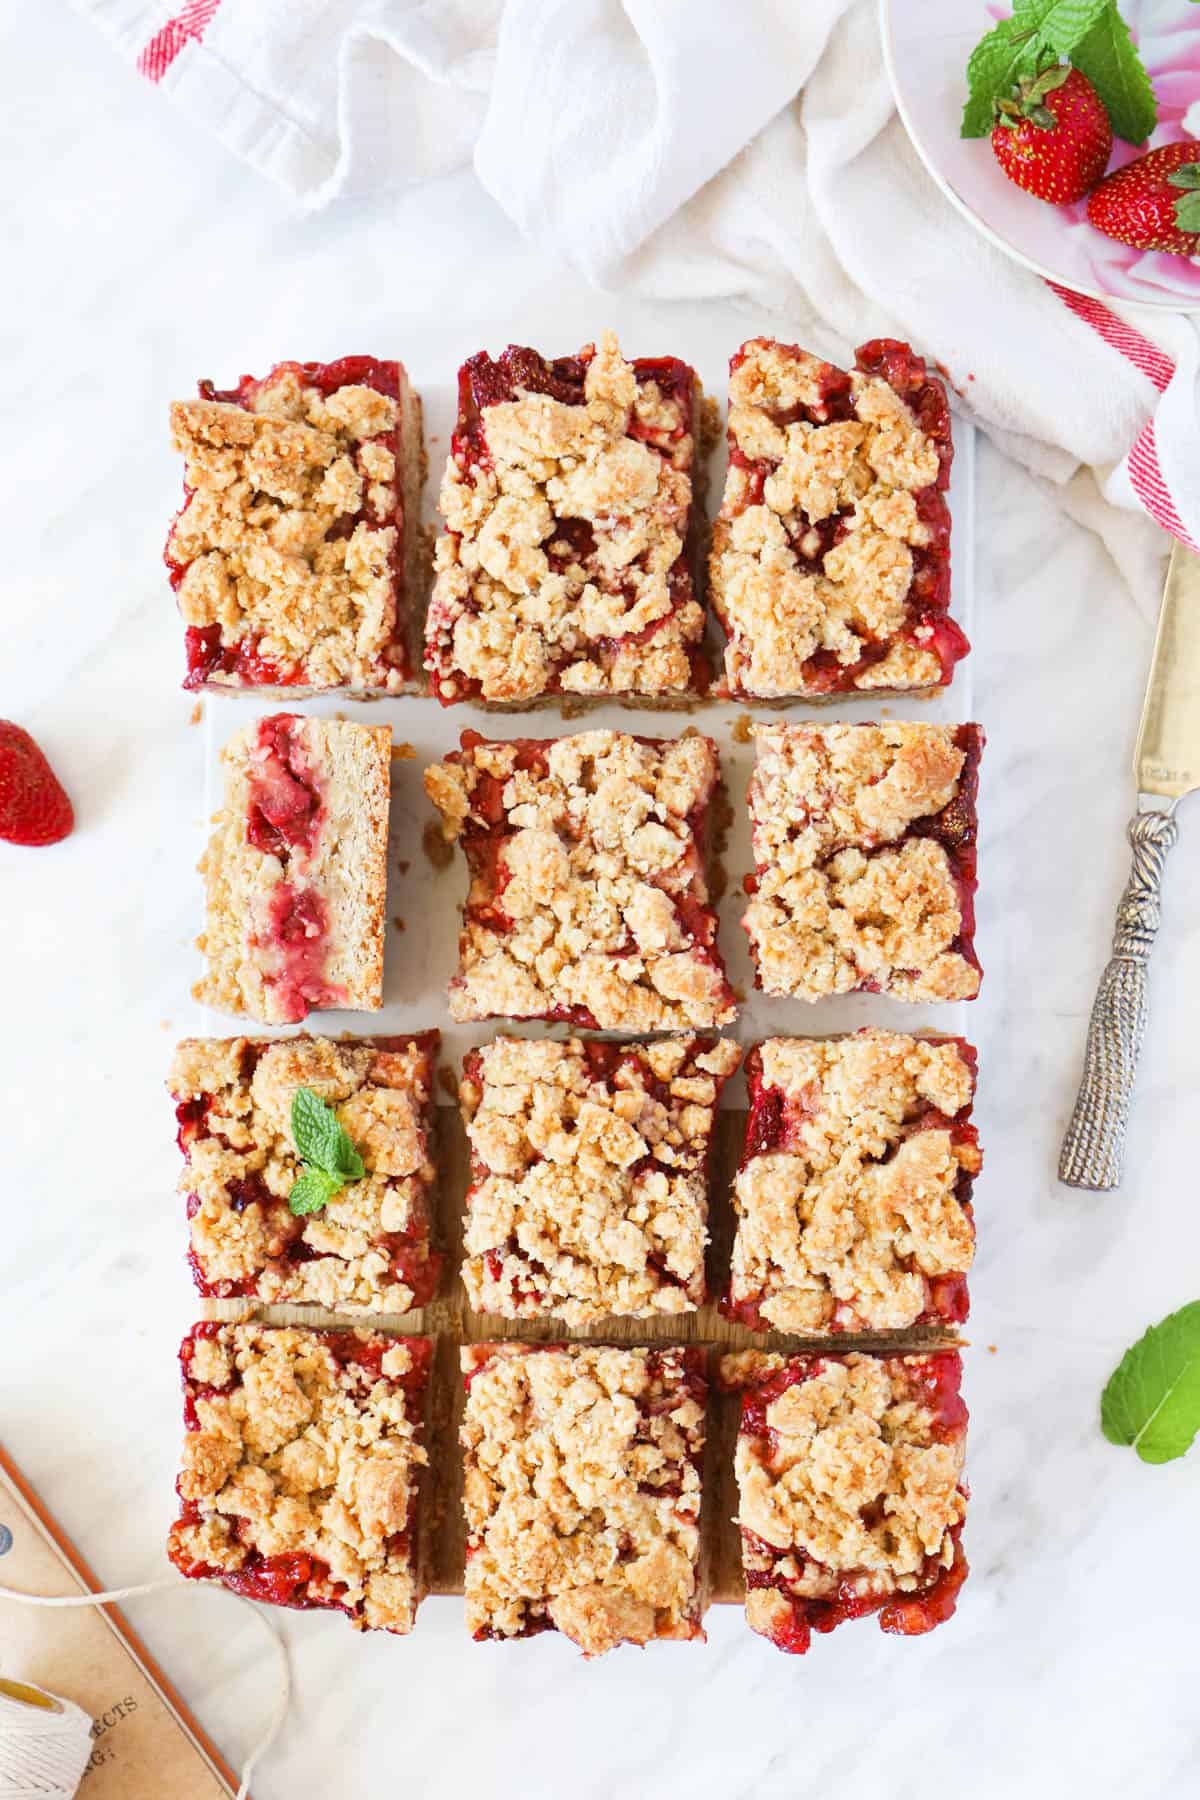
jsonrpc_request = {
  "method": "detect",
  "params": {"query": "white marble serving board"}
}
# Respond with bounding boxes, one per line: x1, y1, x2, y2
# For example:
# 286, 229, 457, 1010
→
199, 373, 978, 1087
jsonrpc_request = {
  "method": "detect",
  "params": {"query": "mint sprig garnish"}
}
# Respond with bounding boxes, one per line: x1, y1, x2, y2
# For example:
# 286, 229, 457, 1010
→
961, 0, 1157, 144
288, 1086, 365, 1217
1101, 1301, 1200, 1464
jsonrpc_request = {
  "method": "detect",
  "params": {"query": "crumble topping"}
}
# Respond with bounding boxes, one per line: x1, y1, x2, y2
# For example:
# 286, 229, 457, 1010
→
460, 1035, 741, 1323
424, 730, 736, 1030
744, 722, 980, 1004
460, 1344, 706, 1653
169, 361, 417, 691
425, 332, 706, 702
197, 715, 390, 1023
729, 1032, 979, 1333
168, 1325, 428, 1633
170, 1034, 438, 1314
722, 1351, 966, 1642
710, 337, 954, 698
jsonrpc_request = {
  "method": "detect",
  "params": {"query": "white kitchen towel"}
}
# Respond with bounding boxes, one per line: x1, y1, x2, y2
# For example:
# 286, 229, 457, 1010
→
78, 0, 1200, 573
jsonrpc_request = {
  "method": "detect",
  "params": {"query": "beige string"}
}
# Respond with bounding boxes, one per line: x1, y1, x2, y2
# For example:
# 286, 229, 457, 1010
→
0, 1577, 290, 1800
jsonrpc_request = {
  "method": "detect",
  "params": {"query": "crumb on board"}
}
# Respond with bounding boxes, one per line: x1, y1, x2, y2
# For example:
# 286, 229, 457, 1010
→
392, 916, 406, 933
438, 1064, 458, 1102
422, 820, 454, 870
189, 701, 203, 727
728, 712, 754, 744
558, 697, 589, 721
392, 742, 417, 761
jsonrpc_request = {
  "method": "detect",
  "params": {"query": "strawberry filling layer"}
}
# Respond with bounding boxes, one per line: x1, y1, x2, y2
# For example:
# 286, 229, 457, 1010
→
429, 345, 707, 704
169, 356, 411, 690
724, 337, 965, 693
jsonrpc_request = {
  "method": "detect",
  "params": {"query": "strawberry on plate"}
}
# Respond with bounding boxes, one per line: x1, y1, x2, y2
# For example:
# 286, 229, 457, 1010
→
991, 65, 1112, 205
0, 722, 74, 846
1087, 142, 1200, 257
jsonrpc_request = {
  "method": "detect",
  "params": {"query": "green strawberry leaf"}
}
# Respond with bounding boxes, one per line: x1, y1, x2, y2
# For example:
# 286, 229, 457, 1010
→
1101, 1301, 1200, 1463
1174, 192, 1200, 234
1069, 3, 1158, 143
962, 18, 1047, 137
288, 1166, 342, 1218
1168, 166, 1200, 191
1012, 0, 1111, 55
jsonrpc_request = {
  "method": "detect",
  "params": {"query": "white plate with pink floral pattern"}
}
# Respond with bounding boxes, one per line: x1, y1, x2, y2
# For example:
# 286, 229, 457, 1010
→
880, 0, 1200, 310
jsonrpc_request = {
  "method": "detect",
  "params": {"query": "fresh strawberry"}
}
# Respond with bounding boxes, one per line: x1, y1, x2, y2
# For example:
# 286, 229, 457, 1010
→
1087, 141, 1200, 256
0, 722, 74, 846
991, 65, 1112, 204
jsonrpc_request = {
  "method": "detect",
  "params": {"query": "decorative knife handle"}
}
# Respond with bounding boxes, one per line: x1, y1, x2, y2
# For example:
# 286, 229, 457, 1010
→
1059, 810, 1179, 1190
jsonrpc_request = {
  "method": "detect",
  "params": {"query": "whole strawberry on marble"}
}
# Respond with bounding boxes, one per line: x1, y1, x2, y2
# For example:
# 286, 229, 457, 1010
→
0, 722, 73, 846
1088, 142, 1200, 256
991, 66, 1112, 204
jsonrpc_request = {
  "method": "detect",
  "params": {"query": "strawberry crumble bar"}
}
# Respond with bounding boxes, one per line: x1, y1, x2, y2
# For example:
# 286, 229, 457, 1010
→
167, 1323, 430, 1633
167, 357, 425, 693
744, 721, 983, 1003
726, 1031, 980, 1334
460, 1343, 707, 1653
459, 1034, 741, 1324
424, 332, 711, 704
424, 729, 735, 1030
170, 1033, 440, 1313
197, 713, 390, 1024
719, 1350, 968, 1654
710, 337, 965, 698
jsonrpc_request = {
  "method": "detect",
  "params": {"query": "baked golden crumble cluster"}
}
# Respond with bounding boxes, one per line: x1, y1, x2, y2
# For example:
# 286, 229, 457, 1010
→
720, 1350, 968, 1654
744, 721, 983, 1004
168, 1324, 430, 1634
459, 1035, 741, 1324
168, 358, 424, 693
170, 1034, 440, 1314
709, 337, 964, 699
197, 714, 390, 1024
460, 1344, 707, 1653
728, 1032, 980, 1334
424, 730, 736, 1030
424, 333, 710, 704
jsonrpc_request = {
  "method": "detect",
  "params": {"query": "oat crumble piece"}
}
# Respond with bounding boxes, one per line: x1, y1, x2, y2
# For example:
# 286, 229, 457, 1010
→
424, 333, 711, 704
460, 1034, 741, 1323
460, 1343, 707, 1652
170, 1033, 440, 1314
167, 1323, 430, 1632
197, 713, 390, 1024
709, 337, 966, 699
743, 721, 983, 1004
424, 729, 736, 1030
719, 1350, 968, 1654
168, 357, 426, 693
727, 1030, 979, 1334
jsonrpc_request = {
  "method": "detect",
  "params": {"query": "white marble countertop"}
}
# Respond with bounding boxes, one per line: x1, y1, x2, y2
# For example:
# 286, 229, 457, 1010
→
4, 7, 1200, 1798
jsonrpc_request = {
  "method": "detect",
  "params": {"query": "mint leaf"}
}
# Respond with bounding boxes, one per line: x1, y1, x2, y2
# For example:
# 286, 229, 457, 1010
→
1070, 3, 1157, 142
331, 1131, 365, 1184
961, 18, 1046, 137
288, 1166, 341, 1218
1012, 0, 1111, 55
292, 1086, 346, 1173
1101, 1301, 1200, 1463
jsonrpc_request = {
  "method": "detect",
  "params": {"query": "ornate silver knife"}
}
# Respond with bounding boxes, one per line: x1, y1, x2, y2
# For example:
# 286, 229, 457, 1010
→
1059, 544, 1200, 1190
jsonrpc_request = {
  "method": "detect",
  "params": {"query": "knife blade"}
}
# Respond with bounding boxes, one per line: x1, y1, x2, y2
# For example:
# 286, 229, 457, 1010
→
1059, 543, 1196, 1190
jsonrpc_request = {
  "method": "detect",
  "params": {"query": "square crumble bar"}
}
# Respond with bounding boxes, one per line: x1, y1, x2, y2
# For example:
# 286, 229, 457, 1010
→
744, 721, 983, 1004
424, 729, 736, 1030
460, 1343, 707, 1654
460, 1034, 741, 1324
726, 1030, 980, 1335
710, 337, 966, 699
167, 1324, 431, 1633
197, 713, 390, 1024
168, 357, 425, 694
424, 332, 712, 705
170, 1032, 441, 1314
719, 1350, 969, 1655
